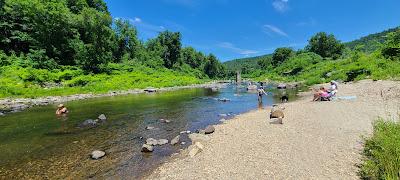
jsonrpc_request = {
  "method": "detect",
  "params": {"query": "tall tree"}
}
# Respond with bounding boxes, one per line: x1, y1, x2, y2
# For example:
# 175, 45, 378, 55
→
72, 7, 115, 71
113, 19, 140, 62
272, 47, 294, 67
306, 32, 344, 59
156, 31, 182, 68
204, 54, 222, 78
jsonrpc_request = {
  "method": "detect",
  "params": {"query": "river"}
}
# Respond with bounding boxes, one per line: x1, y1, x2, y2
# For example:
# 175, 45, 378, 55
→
0, 84, 300, 179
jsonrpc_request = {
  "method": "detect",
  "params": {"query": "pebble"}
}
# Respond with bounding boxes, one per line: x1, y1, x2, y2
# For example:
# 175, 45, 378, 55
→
90, 150, 106, 160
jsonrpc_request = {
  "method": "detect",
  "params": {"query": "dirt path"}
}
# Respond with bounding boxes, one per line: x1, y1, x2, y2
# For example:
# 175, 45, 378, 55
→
146, 80, 400, 179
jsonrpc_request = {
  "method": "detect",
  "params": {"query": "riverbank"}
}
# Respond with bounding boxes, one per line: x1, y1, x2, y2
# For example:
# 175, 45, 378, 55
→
0, 81, 227, 115
147, 80, 400, 179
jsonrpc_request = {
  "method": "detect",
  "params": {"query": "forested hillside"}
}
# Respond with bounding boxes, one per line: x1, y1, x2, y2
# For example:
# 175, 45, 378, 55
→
224, 29, 400, 84
0, 0, 225, 98
345, 27, 400, 53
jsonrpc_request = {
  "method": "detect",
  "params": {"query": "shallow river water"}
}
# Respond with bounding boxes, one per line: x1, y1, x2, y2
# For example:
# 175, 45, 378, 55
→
0, 84, 299, 179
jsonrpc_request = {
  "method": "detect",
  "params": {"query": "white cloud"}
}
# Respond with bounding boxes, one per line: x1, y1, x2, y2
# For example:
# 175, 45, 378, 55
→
133, 17, 142, 23
263, 24, 289, 37
218, 42, 259, 55
272, 0, 289, 13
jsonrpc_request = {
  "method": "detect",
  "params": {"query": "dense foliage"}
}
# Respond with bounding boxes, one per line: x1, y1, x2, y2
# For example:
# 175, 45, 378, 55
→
306, 32, 344, 59
345, 27, 400, 53
0, 0, 226, 98
271, 47, 294, 67
224, 28, 400, 85
360, 119, 400, 180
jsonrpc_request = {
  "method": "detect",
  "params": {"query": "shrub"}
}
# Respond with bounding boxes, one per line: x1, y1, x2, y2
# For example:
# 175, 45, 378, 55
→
360, 119, 400, 180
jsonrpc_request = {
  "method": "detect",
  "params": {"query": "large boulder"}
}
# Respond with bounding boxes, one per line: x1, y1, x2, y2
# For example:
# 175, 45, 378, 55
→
270, 110, 284, 119
204, 125, 215, 134
170, 135, 180, 145
157, 139, 169, 145
141, 144, 154, 152
90, 150, 106, 160
146, 138, 158, 146
189, 133, 210, 143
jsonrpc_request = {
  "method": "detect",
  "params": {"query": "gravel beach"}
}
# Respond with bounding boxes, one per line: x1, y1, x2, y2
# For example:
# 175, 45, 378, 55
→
147, 80, 400, 179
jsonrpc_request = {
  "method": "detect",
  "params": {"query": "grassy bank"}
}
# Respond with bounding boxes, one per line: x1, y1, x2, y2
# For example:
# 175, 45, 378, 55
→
253, 52, 400, 85
0, 63, 206, 98
360, 119, 400, 179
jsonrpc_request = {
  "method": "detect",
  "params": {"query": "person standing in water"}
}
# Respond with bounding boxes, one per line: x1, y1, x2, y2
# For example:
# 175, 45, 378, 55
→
257, 86, 268, 103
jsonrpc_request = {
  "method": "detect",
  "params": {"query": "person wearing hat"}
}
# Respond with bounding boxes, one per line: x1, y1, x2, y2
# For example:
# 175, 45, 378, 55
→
56, 104, 69, 115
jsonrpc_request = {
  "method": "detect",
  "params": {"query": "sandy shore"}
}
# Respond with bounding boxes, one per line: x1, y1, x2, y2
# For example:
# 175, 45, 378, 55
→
146, 80, 400, 179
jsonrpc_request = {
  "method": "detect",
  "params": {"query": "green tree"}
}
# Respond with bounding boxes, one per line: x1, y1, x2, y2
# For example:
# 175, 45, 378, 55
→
204, 54, 224, 78
156, 31, 182, 68
257, 56, 272, 69
272, 47, 294, 67
382, 29, 400, 60
181, 47, 205, 69
73, 7, 115, 72
306, 32, 344, 59
113, 19, 140, 62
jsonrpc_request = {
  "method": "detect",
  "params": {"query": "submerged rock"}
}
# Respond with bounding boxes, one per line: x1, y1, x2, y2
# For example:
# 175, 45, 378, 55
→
218, 114, 228, 117
91, 150, 106, 160
79, 119, 97, 128
141, 144, 154, 152
217, 98, 231, 102
145, 126, 156, 130
159, 119, 171, 123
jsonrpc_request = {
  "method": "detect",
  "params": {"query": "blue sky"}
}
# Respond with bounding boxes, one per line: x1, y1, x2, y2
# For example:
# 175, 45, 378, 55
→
105, 0, 400, 61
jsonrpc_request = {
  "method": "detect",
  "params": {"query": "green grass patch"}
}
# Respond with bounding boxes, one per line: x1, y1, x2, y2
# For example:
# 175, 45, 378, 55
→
360, 119, 400, 180
0, 64, 206, 98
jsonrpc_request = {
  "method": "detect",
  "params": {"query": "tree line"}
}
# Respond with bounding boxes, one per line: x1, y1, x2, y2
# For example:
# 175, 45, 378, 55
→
0, 0, 225, 78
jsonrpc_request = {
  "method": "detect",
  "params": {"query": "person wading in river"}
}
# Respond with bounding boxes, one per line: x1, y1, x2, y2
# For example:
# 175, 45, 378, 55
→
56, 104, 69, 115
257, 87, 268, 103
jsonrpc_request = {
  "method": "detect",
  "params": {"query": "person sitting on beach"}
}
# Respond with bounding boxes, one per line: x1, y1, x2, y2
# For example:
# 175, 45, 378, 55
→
312, 87, 328, 101
328, 80, 338, 97
56, 104, 68, 115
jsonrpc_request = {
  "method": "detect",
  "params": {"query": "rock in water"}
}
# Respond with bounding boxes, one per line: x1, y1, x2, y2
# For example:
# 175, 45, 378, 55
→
159, 119, 171, 123
91, 150, 106, 160
218, 114, 228, 117
141, 144, 154, 152
146, 138, 158, 146
171, 135, 180, 145
204, 125, 215, 134
145, 126, 155, 130
157, 139, 169, 145
79, 119, 97, 128
98, 114, 107, 121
